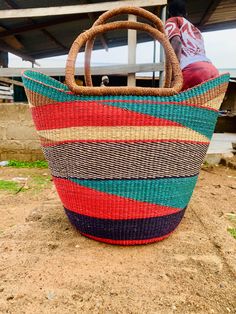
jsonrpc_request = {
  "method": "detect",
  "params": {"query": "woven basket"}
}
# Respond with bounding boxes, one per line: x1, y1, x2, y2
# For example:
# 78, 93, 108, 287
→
22, 7, 229, 245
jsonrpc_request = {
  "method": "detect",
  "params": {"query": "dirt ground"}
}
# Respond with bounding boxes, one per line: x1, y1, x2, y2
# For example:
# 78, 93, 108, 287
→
0, 163, 236, 314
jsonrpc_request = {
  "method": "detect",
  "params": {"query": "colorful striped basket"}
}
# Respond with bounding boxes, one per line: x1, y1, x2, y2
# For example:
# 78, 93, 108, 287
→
22, 7, 229, 245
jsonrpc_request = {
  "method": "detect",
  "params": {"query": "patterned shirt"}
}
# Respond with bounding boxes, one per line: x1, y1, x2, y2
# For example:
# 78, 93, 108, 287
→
165, 17, 210, 69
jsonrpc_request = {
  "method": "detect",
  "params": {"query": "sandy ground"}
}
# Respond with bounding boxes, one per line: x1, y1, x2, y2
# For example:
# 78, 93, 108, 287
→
0, 164, 236, 314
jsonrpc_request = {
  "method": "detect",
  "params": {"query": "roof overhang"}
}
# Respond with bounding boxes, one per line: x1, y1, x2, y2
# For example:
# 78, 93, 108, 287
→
0, 0, 235, 60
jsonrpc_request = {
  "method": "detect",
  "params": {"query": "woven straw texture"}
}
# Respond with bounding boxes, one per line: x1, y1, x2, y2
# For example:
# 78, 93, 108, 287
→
22, 6, 229, 245
22, 70, 229, 245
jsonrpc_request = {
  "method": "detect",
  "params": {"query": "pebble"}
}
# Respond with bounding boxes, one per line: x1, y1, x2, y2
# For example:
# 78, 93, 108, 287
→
25, 210, 42, 222
213, 184, 221, 188
46, 291, 55, 300
47, 242, 58, 250
6, 295, 14, 301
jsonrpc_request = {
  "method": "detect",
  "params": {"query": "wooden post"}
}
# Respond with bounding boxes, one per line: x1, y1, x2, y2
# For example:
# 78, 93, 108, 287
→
159, 5, 167, 87
152, 40, 157, 87
128, 14, 137, 87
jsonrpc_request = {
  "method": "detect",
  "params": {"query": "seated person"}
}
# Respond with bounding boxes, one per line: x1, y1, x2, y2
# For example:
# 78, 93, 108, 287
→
165, 0, 219, 90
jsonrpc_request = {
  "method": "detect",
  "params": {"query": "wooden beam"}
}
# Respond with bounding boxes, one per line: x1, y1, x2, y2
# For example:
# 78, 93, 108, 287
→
0, 77, 24, 87
0, 39, 39, 64
0, 63, 165, 77
0, 85, 13, 91
199, 20, 236, 32
4, 0, 18, 8
0, 94, 13, 100
0, 14, 87, 38
0, 78, 13, 100
0, 26, 23, 50
80, 0, 108, 51
0, 0, 167, 19
4, 0, 68, 53
41, 29, 68, 51
199, 0, 221, 26
0, 89, 13, 96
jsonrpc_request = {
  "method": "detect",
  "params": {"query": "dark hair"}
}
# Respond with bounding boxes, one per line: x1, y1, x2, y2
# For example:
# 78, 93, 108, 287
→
168, 0, 187, 18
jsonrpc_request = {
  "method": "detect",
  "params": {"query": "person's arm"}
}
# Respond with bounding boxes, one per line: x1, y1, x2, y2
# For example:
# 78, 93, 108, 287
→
170, 35, 182, 62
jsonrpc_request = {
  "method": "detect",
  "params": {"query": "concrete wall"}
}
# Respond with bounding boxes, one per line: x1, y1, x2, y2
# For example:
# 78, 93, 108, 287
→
0, 103, 44, 161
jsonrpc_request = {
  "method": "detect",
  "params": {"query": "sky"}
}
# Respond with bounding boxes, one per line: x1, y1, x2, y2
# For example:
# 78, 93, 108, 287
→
9, 28, 236, 70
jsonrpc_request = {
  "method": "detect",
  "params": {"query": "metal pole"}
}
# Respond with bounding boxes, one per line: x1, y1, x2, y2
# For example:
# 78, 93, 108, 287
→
152, 40, 156, 87
128, 14, 137, 87
159, 5, 167, 87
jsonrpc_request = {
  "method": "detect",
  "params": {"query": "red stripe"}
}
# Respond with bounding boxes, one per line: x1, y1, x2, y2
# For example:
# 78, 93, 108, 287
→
32, 101, 180, 130
80, 231, 173, 245
41, 138, 209, 147
53, 177, 181, 220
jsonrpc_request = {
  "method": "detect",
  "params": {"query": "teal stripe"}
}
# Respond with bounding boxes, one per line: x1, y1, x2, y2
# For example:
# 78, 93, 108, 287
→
23, 70, 69, 91
70, 176, 198, 209
22, 70, 229, 104
22, 71, 79, 101
100, 101, 218, 139
22, 71, 228, 138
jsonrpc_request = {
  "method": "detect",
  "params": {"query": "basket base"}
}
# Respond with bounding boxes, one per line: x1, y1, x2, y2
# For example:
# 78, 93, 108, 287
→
64, 206, 186, 246
80, 232, 173, 245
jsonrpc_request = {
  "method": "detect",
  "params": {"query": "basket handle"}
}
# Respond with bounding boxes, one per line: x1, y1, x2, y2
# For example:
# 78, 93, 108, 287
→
65, 20, 183, 96
84, 6, 172, 88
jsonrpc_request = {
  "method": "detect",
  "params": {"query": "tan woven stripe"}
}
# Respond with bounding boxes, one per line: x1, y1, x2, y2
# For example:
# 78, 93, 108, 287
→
25, 89, 57, 107
43, 141, 208, 179
186, 84, 227, 107
200, 93, 225, 110
38, 126, 209, 143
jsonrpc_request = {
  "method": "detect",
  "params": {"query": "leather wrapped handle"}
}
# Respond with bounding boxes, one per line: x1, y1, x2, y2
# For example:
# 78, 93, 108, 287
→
65, 20, 183, 96
84, 6, 172, 88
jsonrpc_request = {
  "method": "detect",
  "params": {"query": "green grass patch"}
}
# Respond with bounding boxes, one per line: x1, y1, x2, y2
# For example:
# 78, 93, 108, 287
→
8, 160, 48, 168
30, 175, 52, 192
0, 180, 21, 192
227, 228, 236, 240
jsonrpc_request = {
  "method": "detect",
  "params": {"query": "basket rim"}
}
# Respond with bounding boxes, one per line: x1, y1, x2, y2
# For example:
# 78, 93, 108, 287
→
22, 69, 230, 98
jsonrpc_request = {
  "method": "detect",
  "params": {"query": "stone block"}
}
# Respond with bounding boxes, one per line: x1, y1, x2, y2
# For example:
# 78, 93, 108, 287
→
23, 140, 41, 150
6, 125, 38, 140
0, 140, 24, 150
0, 126, 6, 140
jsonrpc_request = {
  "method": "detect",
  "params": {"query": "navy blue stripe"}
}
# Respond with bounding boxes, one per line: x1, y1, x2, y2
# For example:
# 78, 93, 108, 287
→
65, 207, 186, 241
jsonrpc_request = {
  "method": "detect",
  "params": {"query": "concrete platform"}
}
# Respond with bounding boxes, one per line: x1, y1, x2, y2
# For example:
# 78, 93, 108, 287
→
207, 133, 236, 154
205, 133, 236, 164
